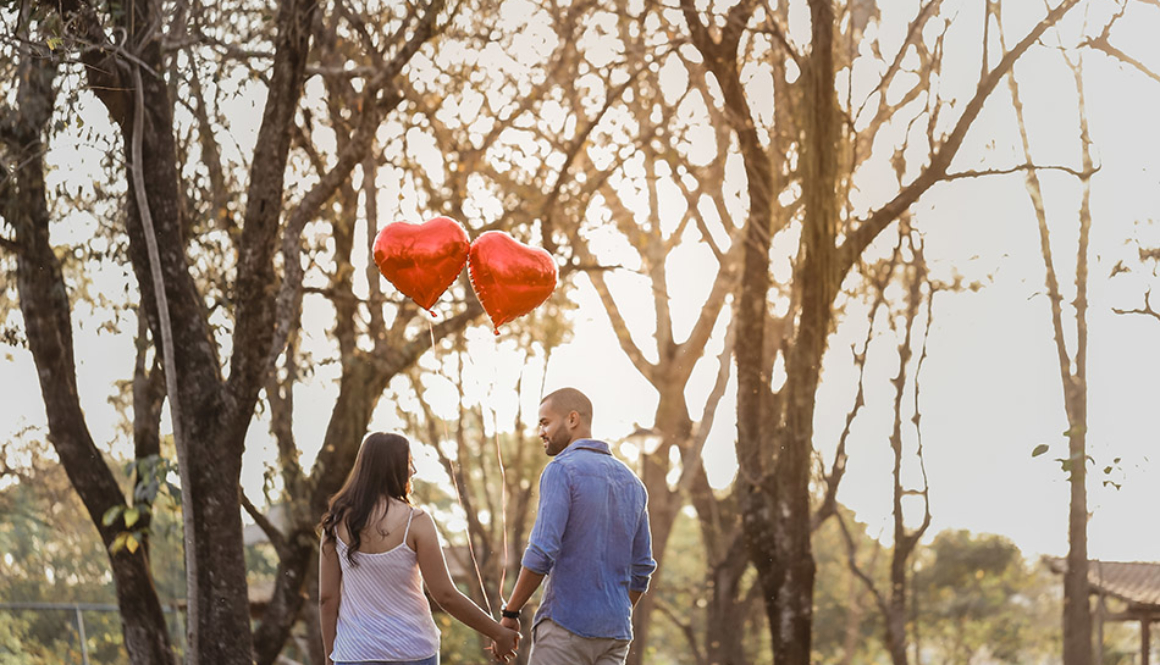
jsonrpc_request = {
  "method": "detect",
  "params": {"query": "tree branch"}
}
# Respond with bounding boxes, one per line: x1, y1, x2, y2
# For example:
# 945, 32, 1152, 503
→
241, 488, 287, 557
811, 251, 895, 532
721, 0, 758, 56
836, 511, 888, 617
1083, 34, 1160, 85
943, 162, 1099, 181
841, 0, 1083, 271
1113, 289, 1160, 324
673, 176, 725, 262
998, 6, 1078, 397
757, 11, 802, 67
678, 312, 737, 494
575, 245, 658, 381
541, 61, 649, 256
227, 0, 319, 410
853, 0, 942, 126
653, 597, 706, 665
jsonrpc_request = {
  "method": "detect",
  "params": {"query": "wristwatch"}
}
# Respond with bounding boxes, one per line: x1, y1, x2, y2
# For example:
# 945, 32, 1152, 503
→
501, 607, 521, 619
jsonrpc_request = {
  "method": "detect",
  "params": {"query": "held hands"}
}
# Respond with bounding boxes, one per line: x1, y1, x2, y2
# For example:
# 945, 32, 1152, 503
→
489, 618, 521, 662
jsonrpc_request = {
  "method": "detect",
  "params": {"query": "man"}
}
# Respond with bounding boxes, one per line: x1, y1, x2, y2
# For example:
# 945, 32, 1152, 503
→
497, 387, 656, 665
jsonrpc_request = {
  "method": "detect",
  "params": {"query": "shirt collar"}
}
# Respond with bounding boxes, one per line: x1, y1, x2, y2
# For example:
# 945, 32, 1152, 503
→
559, 438, 612, 457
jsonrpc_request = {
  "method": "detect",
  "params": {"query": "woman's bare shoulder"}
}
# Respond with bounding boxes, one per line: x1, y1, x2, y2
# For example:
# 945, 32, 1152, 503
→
408, 506, 438, 539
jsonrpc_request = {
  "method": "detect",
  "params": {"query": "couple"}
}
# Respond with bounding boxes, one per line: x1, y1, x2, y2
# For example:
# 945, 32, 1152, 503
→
319, 387, 657, 665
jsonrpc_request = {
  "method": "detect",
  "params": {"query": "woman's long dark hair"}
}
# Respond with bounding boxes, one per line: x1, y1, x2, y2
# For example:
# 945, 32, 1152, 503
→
319, 432, 413, 566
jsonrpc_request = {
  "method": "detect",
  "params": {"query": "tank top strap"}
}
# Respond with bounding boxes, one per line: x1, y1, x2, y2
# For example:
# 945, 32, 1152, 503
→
402, 507, 416, 543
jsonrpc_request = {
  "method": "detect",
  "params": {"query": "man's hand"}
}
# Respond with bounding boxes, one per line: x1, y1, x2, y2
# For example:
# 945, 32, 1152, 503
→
500, 615, 520, 633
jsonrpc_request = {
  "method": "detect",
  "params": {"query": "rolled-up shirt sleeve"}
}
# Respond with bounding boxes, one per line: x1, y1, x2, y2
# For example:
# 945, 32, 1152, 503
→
630, 505, 656, 592
522, 462, 572, 575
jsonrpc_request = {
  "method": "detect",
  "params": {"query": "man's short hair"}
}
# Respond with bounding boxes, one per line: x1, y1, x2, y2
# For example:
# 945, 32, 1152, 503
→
541, 387, 593, 425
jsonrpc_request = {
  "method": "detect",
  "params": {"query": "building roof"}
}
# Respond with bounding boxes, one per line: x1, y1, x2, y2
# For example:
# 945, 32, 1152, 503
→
1045, 558, 1160, 608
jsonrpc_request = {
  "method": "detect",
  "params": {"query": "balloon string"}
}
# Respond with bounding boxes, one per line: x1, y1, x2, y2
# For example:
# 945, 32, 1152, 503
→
475, 334, 512, 608
492, 401, 510, 608
428, 318, 493, 615
461, 329, 513, 613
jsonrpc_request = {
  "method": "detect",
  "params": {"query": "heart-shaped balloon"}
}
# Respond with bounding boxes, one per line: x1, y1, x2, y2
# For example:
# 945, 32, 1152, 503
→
373, 217, 470, 312
468, 231, 558, 333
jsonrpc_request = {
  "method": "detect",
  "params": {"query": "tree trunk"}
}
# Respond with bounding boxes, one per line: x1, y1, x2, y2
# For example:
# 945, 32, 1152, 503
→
1063, 407, 1092, 665
253, 528, 316, 665
886, 598, 909, 665
768, 287, 830, 664
304, 548, 326, 665
118, 44, 254, 661
626, 391, 691, 665
758, 2, 840, 661
703, 534, 752, 665
1062, 48, 1095, 665
686, 440, 751, 665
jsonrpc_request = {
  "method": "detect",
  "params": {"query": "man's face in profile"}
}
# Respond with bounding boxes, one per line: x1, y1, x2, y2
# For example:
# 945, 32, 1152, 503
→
537, 399, 573, 457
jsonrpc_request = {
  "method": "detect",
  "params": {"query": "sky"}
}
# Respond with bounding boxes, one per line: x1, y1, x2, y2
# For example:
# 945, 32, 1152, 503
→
2, 0, 1159, 565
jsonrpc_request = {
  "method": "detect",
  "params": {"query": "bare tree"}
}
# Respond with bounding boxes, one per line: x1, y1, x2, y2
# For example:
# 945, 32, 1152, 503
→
675, 0, 1083, 661
1, 17, 175, 665
999, 6, 1099, 664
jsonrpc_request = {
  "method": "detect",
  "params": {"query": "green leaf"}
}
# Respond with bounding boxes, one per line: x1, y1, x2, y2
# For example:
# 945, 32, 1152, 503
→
124, 507, 140, 528
125, 534, 139, 554
102, 505, 123, 527
1032, 444, 1050, 458
46, 37, 62, 51
111, 532, 128, 554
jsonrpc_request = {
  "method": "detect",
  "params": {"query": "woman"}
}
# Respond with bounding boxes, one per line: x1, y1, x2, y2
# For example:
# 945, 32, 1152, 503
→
319, 432, 519, 665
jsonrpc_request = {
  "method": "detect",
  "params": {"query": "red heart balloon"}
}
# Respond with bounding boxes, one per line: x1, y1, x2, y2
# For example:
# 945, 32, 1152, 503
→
373, 217, 470, 312
468, 231, 558, 333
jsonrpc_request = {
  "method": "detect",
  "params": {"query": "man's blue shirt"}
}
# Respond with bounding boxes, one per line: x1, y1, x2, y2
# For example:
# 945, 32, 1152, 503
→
522, 439, 656, 640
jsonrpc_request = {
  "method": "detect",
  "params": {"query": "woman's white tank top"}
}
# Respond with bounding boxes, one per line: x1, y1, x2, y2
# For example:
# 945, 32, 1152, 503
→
331, 508, 441, 662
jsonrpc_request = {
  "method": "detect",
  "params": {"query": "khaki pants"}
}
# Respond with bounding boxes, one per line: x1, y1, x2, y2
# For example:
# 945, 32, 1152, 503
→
528, 619, 631, 665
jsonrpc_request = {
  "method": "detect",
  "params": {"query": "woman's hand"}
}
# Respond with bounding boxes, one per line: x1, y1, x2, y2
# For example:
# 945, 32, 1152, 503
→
490, 625, 520, 662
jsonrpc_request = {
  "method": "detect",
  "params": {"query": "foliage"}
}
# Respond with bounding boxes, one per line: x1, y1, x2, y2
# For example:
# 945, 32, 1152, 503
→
0, 439, 127, 663
914, 530, 1055, 665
